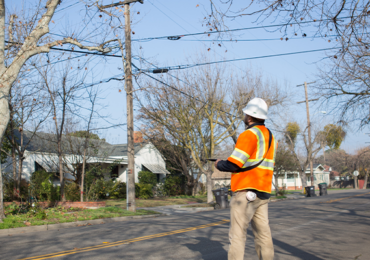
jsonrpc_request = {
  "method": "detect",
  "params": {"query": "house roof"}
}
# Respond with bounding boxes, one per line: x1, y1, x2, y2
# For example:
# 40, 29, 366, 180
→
330, 171, 340, 176
212, 168, 231, 180
13, 130, 145, 158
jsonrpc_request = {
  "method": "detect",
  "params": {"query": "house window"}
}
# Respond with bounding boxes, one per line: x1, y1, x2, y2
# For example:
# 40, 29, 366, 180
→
111, 165, 119, 179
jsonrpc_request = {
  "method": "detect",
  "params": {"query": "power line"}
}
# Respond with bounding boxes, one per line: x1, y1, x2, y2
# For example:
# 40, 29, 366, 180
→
139, 46, 342, 72
131, 16, 354, 42
55, 1, 81, 13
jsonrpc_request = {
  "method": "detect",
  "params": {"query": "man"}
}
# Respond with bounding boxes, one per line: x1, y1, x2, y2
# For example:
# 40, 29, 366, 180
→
215, 97, 277, 260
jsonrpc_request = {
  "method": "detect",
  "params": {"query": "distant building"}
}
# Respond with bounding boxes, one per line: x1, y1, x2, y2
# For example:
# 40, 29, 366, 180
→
3, 131, 169, 185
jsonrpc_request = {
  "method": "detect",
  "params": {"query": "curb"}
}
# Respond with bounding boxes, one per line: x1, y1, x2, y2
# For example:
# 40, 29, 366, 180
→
0, 214, 166, 237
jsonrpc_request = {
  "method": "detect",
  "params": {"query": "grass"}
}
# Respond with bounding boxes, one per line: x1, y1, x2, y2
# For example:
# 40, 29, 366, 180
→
0, 205, 158, 230
106, 195, 207, 208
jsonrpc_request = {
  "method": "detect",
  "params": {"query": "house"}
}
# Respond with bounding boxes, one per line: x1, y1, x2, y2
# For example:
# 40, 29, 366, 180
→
273, 164, 330, 190
3, 131, 170, 184
211, 168, 231, 189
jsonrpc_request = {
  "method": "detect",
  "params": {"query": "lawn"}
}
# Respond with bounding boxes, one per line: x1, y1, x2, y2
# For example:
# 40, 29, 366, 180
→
0, 204, 158, 229
106, 195, 208, 208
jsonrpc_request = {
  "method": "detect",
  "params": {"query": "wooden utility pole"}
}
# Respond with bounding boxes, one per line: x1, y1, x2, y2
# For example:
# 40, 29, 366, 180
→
297, 81, 316, 186
124, 2, 135, 212
304, 82, 315, 185
101, 0, 144, 212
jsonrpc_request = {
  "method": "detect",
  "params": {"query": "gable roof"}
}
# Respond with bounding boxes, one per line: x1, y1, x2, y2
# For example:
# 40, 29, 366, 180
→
13, 130, 145, 157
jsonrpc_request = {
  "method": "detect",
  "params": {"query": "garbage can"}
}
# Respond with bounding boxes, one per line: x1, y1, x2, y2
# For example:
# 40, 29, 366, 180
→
212, 188, 229, 209
318, 183, 328, 196
305, 186, 316, 197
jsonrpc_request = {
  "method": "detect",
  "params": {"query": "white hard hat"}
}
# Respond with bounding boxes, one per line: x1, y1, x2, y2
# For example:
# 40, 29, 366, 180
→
242, 98, 269, 120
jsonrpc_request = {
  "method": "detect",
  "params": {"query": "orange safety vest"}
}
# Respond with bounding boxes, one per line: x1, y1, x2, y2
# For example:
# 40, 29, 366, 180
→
227, 125, 277, 193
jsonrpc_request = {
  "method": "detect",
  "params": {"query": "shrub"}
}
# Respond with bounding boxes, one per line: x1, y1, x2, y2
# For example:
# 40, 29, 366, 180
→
87, 179, 115, 201
164, 175, 185, 196
138, 171, 157, 186
109, 181, 126, 199
65, 182, 80, 202
135, 183, 153, 199
277, 187, 287, 196
30, 171, 59, 201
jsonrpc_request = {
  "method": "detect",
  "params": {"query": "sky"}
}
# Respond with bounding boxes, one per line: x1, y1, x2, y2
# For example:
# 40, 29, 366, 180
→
9, 0, 370, 154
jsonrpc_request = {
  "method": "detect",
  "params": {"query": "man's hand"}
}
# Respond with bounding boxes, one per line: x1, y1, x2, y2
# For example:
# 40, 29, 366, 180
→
214, 159, 221, 169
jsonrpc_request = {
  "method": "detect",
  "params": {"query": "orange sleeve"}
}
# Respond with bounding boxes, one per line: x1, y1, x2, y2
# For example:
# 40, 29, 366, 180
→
227, 130, 257, 168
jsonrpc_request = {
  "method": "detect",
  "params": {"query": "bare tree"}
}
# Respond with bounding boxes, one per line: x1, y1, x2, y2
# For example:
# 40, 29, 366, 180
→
284, 121, 323, 191
36, 60, 90, 201
274, 141, 300, 194
206, 1, 370, 127
137, 60, 287, 202
0, 0, 118, 222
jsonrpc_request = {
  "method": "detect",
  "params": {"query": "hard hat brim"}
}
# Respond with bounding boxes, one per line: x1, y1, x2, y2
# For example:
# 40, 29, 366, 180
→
243, 108, 268, 120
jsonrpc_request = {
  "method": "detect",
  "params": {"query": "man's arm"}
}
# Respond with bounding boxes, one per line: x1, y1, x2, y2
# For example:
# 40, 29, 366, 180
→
215, 159, 240, 172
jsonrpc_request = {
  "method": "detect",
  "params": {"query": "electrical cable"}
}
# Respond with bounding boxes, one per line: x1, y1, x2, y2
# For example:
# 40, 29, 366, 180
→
131, 16, 356, 42
139, 46, 342, 72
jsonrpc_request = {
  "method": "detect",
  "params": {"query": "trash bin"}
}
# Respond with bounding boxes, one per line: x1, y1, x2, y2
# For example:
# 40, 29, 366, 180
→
318, 183, 328, 196
212, 188, 229, 209
305, 186, 316, 197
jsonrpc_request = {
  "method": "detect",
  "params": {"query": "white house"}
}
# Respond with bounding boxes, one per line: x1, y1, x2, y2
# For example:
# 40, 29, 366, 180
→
272, 164, 330, 190
4, 131, 170, 184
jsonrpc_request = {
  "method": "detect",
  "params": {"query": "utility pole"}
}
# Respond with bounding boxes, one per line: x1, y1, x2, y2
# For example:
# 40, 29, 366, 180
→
101, 0, 144, 212
297, 81, 316, 187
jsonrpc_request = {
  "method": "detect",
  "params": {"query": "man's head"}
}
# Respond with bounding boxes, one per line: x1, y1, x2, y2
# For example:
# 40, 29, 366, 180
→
244, 114, 265, 126
242, 98, 268, 126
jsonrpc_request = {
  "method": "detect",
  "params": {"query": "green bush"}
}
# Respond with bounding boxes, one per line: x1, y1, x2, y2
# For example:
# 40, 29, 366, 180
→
138, 171, 157, 185
164, 175, 185, 196
135, 183, 153, 199
87, 179, 115, 201
65, 182, 80, 202
109, 181, 126, 199
30, 171, 59, 201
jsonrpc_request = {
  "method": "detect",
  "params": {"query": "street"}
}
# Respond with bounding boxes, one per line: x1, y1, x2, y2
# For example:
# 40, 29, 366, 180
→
1, 189, 370, 260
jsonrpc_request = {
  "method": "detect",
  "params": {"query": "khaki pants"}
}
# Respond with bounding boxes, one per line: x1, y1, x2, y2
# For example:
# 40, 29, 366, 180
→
228, 192, 274, 260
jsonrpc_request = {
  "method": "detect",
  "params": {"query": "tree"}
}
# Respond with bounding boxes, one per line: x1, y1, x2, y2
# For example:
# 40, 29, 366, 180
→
284, 121, 323, 191
0, 0, 117, 222
137, 59, 287, 202
68, 131, 102, 141
274, 141, 300, 194
137, 64, 241, 203
36, 59, 91, 201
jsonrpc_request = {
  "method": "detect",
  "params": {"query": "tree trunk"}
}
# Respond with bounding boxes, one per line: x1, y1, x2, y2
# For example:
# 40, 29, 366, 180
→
0, 93, 11, 222
206, 171, 213, 203
80, 148, 87, 202
300, 169, 307, 193
362, 169, 368, 189
11, 142, 16, 197
58, 141, 65, 201
17, 157, 23, 196
274, 172, 279, 195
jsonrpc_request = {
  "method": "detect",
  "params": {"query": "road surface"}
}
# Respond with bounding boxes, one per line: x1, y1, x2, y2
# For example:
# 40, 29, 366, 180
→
1, 189, 370, 260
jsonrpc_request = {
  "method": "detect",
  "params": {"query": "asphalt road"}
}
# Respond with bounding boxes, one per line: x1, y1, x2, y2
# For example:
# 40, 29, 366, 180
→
1, 189, 370, 260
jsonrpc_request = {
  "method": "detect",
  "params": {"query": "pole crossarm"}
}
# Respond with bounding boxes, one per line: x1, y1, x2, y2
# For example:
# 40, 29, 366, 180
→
296, 81, 316, 87
100, 0, 143, 9
297, 98, 319, 104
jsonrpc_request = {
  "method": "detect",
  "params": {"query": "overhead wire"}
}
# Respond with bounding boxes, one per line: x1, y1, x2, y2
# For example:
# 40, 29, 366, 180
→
131, 16, 355, 42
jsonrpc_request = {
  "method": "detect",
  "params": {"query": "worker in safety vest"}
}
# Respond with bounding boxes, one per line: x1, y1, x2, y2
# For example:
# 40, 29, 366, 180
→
215, 97, 277, 260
